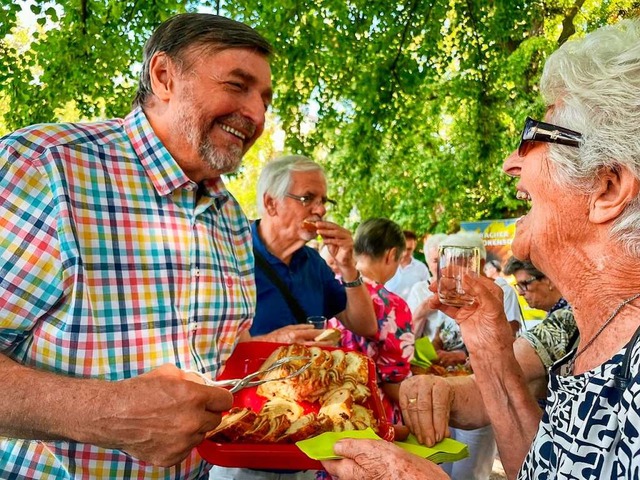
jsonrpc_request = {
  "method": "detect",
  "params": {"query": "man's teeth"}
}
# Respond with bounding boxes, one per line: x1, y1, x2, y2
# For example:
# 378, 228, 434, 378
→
516, 191, 532, 201
220, 124, 246, 140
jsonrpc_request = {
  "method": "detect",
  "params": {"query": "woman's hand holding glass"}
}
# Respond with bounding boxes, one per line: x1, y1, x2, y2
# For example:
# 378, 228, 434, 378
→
428, 274, 513, 355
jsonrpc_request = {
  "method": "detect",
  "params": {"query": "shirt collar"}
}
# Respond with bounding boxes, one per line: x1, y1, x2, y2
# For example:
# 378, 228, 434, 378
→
548, 297, 570, 315
199, 177, 231, 210
124, 107, 197, 196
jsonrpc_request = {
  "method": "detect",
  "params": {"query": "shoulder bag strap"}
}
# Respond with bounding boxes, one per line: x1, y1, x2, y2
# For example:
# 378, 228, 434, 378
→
253, 248, 309, 324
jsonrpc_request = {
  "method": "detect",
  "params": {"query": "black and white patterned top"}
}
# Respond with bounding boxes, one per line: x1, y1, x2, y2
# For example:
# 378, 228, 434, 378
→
517, 336, 640, 479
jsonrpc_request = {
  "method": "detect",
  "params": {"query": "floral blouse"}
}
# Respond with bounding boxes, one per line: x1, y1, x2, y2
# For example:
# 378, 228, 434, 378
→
336, 280, 414, 423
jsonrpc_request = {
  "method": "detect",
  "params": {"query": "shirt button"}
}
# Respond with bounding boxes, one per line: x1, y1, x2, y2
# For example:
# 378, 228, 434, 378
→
226, 276, 233, 288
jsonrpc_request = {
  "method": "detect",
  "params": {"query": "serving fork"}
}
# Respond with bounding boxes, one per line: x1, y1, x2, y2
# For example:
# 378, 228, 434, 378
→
187, 355, 312, 393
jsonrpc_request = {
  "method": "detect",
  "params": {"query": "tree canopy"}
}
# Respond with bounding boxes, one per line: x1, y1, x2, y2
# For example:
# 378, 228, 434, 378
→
1, 0, 638, 232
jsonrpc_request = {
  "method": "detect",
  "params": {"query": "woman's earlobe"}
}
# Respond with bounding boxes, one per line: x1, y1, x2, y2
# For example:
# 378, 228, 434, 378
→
589, 165, 640, 224
386, 247, 397, 265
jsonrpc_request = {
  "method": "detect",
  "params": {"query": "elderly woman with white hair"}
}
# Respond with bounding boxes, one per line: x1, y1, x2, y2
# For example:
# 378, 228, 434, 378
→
406, 233, 448, 339
322, 19, 640, 480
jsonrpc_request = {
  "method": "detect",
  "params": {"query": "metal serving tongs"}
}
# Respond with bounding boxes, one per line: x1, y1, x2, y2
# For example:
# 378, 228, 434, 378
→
187, 355, 312, 393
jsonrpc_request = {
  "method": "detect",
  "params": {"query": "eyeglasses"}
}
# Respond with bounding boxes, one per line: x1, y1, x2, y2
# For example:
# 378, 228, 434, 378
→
518, 117, 583, 157
285, 193, 337, 209
515, 276, 540, 294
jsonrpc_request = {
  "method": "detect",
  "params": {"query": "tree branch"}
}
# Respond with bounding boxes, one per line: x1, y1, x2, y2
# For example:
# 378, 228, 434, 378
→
557, 0, 586, 45
81, 0, 88, 35
388, 0, 435, 93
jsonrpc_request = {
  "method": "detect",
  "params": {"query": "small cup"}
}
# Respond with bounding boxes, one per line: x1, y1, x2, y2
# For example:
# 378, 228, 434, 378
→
306, 315, 327, 329
437, 245, 481, 307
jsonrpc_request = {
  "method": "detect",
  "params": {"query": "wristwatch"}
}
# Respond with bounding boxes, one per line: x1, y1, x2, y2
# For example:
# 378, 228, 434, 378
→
342, 271, 364, 288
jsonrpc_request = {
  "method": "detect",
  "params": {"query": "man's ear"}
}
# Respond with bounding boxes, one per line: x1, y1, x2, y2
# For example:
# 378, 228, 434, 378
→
148, 52, 175, 102
589, 165, 640, 224
263, 194, 278, 216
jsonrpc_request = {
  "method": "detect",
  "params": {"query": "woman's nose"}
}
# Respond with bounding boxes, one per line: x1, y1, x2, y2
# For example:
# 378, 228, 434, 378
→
503, 149, 522, 177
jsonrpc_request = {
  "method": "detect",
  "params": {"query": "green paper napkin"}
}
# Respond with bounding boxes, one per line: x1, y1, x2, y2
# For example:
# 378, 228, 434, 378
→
296, 428, 382, 460
296, 429, 468, 465
395, 434, 469, 464
411, 336, 439, 369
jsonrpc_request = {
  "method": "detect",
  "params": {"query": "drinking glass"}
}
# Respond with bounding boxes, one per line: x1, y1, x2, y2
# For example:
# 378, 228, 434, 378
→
437, 246, 481, 307
306, 315, 327, 329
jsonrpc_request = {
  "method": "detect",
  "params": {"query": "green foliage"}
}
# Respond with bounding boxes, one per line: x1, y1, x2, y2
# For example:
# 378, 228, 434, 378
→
224, 112, 284, 220
1, 0, 638, 233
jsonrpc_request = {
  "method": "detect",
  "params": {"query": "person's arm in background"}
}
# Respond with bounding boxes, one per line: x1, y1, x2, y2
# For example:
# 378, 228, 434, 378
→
431, 326, 444, 350
378, 293, 414, 409
431, 325, 466, 367
318, 221, 377, 337
497, 279, 524, 337
238, 325, 324, 344
411, 299, 434, 337
407, 282, 437, 338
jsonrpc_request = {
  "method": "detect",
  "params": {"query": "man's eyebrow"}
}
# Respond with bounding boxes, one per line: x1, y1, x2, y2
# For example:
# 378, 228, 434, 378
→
229, 68, 273, 103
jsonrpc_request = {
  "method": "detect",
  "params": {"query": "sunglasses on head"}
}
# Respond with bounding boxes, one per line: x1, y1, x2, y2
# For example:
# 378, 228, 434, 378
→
518, 117, 583, 157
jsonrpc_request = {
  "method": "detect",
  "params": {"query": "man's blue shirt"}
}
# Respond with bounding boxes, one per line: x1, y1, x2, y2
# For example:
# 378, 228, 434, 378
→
250, 220, 347, 335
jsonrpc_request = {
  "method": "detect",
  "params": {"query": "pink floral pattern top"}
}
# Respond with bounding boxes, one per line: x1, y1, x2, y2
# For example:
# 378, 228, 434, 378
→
334, 280, 415, 423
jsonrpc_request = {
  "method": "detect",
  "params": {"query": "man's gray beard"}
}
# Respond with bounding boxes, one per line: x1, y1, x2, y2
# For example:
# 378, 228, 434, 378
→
175, 99, 244, 175
197, 137, 243, 175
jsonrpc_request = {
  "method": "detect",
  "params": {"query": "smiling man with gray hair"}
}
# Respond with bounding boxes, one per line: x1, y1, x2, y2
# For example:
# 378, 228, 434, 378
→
0, 13, 273, 479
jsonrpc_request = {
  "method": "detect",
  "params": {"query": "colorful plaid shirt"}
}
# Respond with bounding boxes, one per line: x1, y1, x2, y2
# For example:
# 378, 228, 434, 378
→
0, 108, 255, 479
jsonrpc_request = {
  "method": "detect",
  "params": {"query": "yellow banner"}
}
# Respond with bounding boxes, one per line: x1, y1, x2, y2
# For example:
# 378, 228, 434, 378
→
460, 219, 546, 326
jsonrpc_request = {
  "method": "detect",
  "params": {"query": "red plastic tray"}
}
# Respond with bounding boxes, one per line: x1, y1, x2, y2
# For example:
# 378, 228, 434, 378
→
197, 341, 394, 470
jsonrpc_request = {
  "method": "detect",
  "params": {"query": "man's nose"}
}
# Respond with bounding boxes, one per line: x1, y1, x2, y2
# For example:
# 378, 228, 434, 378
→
241, 94, 267, 137
310, 201, 326, 216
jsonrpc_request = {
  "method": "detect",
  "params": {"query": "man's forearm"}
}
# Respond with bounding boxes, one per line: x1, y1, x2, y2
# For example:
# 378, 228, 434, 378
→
0, 353, 235, 466
341, 285, 377, 337
0, 353, 108, 442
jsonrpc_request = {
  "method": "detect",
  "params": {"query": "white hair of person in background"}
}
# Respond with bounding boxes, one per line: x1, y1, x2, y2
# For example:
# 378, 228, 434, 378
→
407, 233, 448, 339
